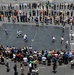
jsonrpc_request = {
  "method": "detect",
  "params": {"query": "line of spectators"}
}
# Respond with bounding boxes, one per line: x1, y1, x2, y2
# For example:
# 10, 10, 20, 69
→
0, 2, 74, 25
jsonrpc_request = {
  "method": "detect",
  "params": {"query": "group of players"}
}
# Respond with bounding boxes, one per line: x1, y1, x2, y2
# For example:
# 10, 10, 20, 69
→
5, 29, 28, 42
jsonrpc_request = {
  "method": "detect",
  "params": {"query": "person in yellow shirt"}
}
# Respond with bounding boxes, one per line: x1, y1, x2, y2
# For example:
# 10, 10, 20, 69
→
33, 59, 37, 69
12, 15, 16, 23
62, 11, 64, 15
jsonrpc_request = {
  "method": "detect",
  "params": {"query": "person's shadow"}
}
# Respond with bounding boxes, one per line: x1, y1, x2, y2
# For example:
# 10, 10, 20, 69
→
51, 70, 57, 74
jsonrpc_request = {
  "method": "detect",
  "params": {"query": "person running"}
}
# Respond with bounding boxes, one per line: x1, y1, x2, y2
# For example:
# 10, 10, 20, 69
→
52, 36, 56, 42
65, 40, 69, 49
23, 34, 28, 42
17, 30, 23, 38
61, 36, 64, 44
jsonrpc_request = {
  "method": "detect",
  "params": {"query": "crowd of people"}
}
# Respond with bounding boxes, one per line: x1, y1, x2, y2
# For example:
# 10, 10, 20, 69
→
0, 45, 74, 75
0, 2, 74, 25
0, 1, 74, 75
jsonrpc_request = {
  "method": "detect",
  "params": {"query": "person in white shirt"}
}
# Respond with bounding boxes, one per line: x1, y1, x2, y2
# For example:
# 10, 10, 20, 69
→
13, 54, 16, 59
66, 40, 68, 44
28, 63, 32, 73
29, 46, 32, 51
52, 36, 56, 42
42, 56, 46, 65
23, 34, 28, 42
23, 57, 28, 66
61, 36, 64, 44
13, 53, 16, 62
70, 22, 73, 30
65, 40, 69, 49
5, 28, 8, 35
19, 10, 22, 14
34, 50, 37, 54
62, 26, 65, 33
17, 30, 22, 38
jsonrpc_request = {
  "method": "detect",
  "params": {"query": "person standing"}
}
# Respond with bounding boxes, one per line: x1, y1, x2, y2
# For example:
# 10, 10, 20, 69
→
60, 3, 61, 9
13, 64, 18, 75
1, 56, 4, 64
17, 15, 19, 22
23, 56, 28, 66
70, 23, 73, 30
0, 13, 1, 21
42, 56, 46, 65
5, 28, 8, 35
28, 62, 32, 73
8, 14, 10, 22
33, 59, 37, 69
71, 11, 73, 16
1, 14, 4, 21
62, 25, 65, 33
20, 62, 24, 75
6, 62, 10, 72
29, 46, 33, 54
70, 30, 73, 40
52, 57, 57, 73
